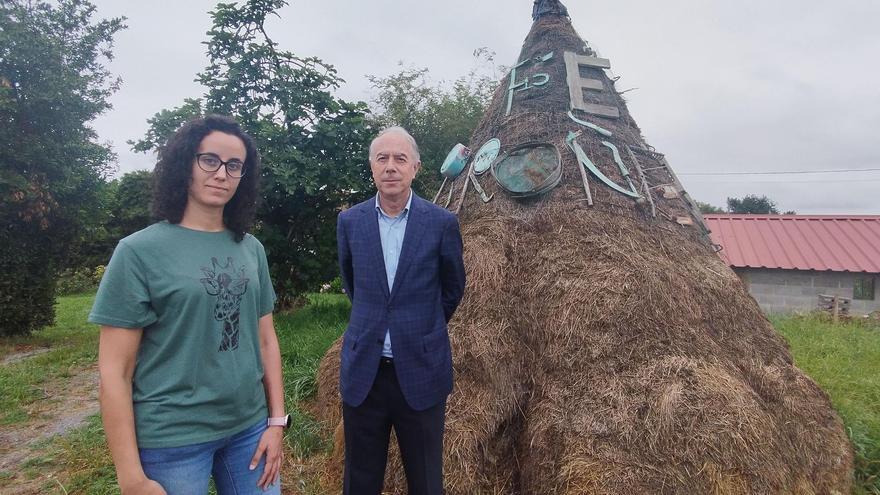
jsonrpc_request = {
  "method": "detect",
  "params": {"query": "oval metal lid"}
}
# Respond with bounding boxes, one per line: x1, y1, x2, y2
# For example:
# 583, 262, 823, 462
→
440, 143, 470, 179
472, 138, 501, 176
492, 142, 561, 196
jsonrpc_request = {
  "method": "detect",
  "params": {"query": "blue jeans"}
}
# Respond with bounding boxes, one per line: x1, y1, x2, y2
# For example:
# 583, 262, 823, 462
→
139, 420, 281, 495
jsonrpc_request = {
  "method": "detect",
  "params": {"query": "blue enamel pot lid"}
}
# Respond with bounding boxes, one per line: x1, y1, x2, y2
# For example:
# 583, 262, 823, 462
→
472, 138, 501, 176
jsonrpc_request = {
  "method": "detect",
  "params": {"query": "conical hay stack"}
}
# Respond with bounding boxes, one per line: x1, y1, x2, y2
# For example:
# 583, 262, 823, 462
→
314, 4, 853, 494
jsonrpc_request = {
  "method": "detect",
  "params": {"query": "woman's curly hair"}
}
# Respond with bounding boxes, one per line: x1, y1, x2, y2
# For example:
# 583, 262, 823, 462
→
152, 115, 261, 242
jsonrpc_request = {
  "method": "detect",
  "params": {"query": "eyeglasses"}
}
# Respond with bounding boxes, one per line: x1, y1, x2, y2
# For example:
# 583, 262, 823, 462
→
195, 153, 246, 178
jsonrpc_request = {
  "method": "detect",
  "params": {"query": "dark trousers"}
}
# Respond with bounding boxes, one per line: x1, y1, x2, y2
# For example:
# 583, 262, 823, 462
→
342, 358, 446, 495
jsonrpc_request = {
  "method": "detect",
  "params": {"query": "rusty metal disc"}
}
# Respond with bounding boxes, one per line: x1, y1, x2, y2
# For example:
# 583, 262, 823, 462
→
491, 142, 562, 197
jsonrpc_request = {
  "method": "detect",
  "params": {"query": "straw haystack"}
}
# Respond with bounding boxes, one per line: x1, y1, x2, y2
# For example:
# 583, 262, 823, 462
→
313, 1, 853, 493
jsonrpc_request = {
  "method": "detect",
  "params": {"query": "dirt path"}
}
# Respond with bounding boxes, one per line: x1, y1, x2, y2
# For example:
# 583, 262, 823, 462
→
0, 355, 100, 494
0, 348, 50, 366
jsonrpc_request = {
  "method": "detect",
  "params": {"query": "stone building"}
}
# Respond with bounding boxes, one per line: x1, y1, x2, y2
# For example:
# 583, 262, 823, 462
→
705, 214, 880, 315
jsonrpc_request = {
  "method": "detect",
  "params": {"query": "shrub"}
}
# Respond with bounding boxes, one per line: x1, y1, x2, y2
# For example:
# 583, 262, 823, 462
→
326, 276, 344, 294
56, 266, 104, 296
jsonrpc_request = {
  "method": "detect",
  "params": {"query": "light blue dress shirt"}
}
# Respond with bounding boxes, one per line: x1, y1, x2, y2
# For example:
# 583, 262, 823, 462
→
376, 191, 413, 358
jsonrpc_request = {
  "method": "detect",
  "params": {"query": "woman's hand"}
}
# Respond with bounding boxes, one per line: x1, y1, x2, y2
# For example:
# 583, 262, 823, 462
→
250, 425, 284, 490
121, 478, 167, 495
255, 314, 285, 490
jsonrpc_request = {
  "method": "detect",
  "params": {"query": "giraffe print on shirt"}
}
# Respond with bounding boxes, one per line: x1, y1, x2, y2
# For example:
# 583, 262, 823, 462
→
199, 257, 250, 352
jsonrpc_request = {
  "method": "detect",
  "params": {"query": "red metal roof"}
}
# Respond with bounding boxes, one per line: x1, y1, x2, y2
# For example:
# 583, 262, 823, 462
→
703, 215, 880, 273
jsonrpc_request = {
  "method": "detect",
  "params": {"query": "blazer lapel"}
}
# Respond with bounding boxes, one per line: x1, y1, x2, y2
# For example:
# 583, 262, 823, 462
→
362, 197, 390, 300
389, 195, 427, 303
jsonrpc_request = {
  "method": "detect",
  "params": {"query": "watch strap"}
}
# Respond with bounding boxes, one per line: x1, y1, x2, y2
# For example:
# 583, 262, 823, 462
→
267, 414, 290, 428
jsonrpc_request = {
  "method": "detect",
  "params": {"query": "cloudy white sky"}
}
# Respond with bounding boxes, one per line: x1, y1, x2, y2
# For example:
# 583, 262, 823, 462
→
89, 0, 880, 214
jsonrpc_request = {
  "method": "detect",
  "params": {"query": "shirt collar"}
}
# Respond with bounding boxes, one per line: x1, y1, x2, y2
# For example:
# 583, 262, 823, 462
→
376, 190, 413, 219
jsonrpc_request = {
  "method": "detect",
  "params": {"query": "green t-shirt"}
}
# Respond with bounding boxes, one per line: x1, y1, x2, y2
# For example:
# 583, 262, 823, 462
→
89, 222, 276, 448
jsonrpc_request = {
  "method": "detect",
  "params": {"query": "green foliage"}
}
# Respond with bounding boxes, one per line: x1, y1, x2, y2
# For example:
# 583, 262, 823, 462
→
129, 99, 204, 153
0, 0, 124, 336
773, 315, 880, 494
112, 170, 153, 231
697, 201, 725, 214
67, 169, 154, 270
133, 0, 375, 305
726, 194, 781, 214
65, 179, 117, 269
327, 275, 344, 294
56, 266, 105, 296
368, 50, 498, 197
274, 293, 349, 457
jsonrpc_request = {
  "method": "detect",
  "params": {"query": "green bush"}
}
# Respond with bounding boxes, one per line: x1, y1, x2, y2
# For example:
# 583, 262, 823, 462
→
325, 276, 344, 294
0, 227, 57, 337
56, 266, 104, 296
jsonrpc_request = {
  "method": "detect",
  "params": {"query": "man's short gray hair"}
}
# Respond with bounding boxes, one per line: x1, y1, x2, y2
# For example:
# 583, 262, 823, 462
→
369, 126, 421, 162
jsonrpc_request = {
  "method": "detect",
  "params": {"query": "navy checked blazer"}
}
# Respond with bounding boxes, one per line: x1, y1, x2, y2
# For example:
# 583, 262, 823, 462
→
337, 193, 466, 411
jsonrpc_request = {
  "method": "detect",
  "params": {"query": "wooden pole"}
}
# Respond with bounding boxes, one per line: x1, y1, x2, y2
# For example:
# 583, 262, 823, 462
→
573, 138, 594, 206
453, 162, 475, 215
432, 177, 448, 204
832, 296, 839, 324
625, 144, 655, 218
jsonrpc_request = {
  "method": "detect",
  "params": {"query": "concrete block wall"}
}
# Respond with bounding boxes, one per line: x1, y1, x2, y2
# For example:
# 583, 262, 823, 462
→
737, 268, 880, 316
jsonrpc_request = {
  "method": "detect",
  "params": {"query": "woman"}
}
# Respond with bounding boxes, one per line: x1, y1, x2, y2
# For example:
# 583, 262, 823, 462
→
90, 115, 285, 494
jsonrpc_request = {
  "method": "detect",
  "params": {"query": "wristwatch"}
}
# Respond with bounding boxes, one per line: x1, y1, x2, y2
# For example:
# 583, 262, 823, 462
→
267, 414, 291, 429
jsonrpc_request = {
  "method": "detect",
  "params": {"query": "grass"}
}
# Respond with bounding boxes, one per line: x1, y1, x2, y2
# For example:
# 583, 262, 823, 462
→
0, 293, 99, 425
773, 315, 880, 494
2, 294, 877, 494
275, 293, 350, 458
0, 292, 350, 493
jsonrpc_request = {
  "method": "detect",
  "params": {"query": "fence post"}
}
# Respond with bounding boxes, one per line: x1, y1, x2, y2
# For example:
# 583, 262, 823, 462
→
832, 296, 839, 324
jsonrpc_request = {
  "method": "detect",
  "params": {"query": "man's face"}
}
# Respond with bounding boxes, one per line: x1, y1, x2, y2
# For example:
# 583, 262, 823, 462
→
370, 132, 420, 201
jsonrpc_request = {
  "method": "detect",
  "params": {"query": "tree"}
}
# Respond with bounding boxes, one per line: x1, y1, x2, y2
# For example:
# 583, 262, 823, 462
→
368, 50, 499, 197
65, 177, 117, 270
0, 0, 124, 336
726, 195, 780, 214
111, 170, 154, 232
697, 201, 725, 214
132, 0, 375, 305
67, 169, 155, 270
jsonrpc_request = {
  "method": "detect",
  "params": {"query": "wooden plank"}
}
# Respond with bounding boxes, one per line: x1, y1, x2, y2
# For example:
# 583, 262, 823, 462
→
833, 296, 840, 322
661, 185, 680, 199
654, 154, 711, 235
564, 51, 619, 118
579, 103, 620, 118
432, 177, 448, 204
573, 133, 594, 206
625, 144, 656, 218
564, 52, 612, 69
817, 294, 851, 318
578, 79, 604, 91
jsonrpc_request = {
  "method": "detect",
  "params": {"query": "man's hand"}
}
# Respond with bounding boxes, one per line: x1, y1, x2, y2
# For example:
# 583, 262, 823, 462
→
120, 478, 166, 495
250, 425, 284, 490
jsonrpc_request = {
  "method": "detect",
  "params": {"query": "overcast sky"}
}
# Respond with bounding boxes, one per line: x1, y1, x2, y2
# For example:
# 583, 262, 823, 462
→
88, 0, 880, 214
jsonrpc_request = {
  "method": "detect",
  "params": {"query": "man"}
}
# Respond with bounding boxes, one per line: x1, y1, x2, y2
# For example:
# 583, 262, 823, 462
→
336, 127, 466, 494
